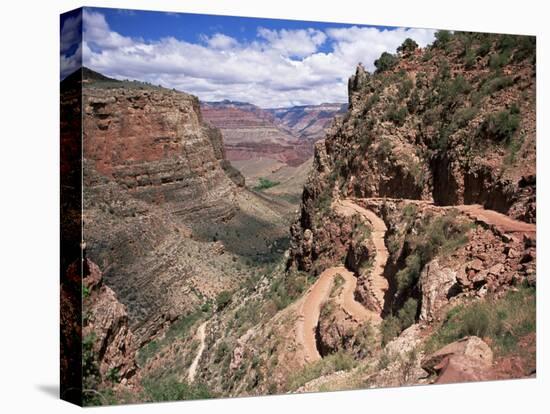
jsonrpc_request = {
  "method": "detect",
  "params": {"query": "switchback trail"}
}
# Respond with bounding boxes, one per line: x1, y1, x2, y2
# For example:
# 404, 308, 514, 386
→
454, 204, 536, 237
294, 197, 534, 364
188, 321, 207, 383
296, 199, 388, 363
336, 199, 389, 311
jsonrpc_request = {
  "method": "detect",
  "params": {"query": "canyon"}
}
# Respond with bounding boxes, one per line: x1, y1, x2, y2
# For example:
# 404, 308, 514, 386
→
70, 30, 536, 405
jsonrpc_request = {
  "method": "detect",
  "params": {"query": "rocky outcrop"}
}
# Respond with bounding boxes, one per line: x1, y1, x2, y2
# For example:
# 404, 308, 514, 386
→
418, 259, 458, 322
290, 33, 535, 278
422, 336, 493, 384
83, 259, 138, 381
83, 71, 238, 222
203, 123, 245, 187
289, 34, 536, 344
316, 306, 364, 357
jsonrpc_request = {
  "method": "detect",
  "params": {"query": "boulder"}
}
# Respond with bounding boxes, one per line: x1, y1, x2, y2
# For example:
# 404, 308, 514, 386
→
422, 336, 493, 384
419, 259, 457, 322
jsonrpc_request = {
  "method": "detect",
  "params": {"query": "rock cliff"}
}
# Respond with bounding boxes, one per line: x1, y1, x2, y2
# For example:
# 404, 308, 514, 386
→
77, 69, 250, 346
82, 259, 138, 383
290, 32, 535, 276
83, 72, 240, 221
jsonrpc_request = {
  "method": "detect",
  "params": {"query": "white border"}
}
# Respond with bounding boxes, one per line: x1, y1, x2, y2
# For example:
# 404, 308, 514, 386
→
0, 0, 547, 412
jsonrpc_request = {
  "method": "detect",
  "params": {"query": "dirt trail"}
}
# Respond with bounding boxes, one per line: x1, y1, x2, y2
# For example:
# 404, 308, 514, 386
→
351, 196, 535, 238
294, 195, 535, 364
296, 199, 388, 363
297, 266, 379, 362
336, 199, 389, 310
188, 321, 207, 383
336, 269, 382, 323
454, 204, 536, 236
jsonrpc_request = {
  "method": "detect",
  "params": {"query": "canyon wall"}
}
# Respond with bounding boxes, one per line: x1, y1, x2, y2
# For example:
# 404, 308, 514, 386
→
267, 103, 347, 141
83, 75, 239, 221
201, 100, 313, 166
78, 69, 247, 346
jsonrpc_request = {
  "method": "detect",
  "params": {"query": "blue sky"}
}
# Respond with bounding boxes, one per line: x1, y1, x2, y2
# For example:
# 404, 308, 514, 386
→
61, 7, 435, 107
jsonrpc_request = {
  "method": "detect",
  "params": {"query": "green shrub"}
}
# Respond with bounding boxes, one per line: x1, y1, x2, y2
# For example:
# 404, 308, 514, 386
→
434, 30, 452, 48
374, 52, 398, 73
480, 106, 521, 143
397, 38, 419, 54
425, 286, 535, 355
398, 298, 418, 330
489, 51, 511, 70
504, 133, 525, 166
142, 377, 212, 402
268, 271, 311, 311
453, 106, 478, 128
214, 341, 230, 363
437, 59, 451, 80
82, 332, 100, 404
253, 177, 280, 191
439, 75, 472, 108
396, 253, 422, 294
476, 38, 492, 57
287, 351, 356, 391
381, 316, 401, 346
106, 367, 120, 383
511, 36, 536, 63
422, 50, 433, 62
396, 211, 470, 298
398, 78, 414, 100
376, 137, 394, 159
480, 75, 515, 96
216, 291, 232, 311
363, 92, 380, 114
463, 48, 476, 69
385, 104, 408, 126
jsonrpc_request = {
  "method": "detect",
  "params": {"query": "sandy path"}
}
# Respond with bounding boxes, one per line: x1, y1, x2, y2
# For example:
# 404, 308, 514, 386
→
454, 204, 536, 236
297, 266, 343, 362
336, 199, 389, 310
297, 200, 388, 363
336, 269, 382, 324
188, 322, 207, 383
295, 197, 534, 364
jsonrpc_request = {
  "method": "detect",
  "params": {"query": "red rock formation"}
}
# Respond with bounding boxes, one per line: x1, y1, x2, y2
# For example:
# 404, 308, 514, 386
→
83, 73, 238, 221
422, 336, 494, 384
201, 100, 313, 166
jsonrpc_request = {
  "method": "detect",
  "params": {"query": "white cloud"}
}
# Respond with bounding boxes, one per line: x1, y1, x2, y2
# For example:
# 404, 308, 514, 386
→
80, 11, 436, 107
60, 12, 81, 55
326, 26, 436, 72
83, 9, 134, 50
60, 12, 82, 79
60, 43, 82, 79
202, 33, 239, 49
257, 27, 327, 58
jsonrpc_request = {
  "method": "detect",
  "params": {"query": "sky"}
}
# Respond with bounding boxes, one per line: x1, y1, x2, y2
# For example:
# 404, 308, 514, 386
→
60, 7, 436, 108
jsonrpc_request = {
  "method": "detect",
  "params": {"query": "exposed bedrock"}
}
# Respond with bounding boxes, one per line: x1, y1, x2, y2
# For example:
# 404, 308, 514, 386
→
83, 80, 239, 222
